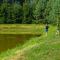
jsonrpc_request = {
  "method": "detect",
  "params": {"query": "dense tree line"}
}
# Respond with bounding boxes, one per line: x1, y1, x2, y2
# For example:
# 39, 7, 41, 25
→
0, 0, 60, 25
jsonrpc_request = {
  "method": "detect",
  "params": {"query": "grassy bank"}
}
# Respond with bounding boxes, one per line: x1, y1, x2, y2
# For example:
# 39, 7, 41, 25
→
23, 26, 60, 60
0, 24, 43, 34
0, 24, 43, 60
0, 25, 60, 60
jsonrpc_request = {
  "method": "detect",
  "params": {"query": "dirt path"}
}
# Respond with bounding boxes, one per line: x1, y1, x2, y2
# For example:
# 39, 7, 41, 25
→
3, 36, 60, 60
6, 43, 39, 60
7, 40, 50, 60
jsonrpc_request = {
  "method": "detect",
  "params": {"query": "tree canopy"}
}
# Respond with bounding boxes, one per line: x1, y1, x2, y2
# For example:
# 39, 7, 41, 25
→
0, 0, 60, 25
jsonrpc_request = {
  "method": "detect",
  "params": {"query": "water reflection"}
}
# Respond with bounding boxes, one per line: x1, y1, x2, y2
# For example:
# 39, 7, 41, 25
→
0, 34, 41, 52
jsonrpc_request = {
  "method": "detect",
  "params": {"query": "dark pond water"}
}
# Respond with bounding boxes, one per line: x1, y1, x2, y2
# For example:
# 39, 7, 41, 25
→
0, 34, 41, 52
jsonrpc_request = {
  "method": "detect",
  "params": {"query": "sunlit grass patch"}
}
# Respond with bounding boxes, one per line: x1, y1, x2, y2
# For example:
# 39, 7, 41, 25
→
0, 24, 43, 34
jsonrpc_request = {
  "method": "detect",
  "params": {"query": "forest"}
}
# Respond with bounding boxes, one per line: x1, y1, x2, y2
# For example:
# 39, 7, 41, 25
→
0, 0, 60, 24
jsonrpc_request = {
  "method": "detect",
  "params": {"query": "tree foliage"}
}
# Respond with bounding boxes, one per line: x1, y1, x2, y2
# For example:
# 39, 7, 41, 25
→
0, 0, 60, 25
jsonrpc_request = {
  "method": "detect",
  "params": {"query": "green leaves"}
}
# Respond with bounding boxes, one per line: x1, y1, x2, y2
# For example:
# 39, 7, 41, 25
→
0, 0, 60, 24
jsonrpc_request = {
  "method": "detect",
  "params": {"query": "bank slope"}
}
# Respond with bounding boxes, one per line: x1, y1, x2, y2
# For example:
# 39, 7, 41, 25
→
0, 26, 60, 60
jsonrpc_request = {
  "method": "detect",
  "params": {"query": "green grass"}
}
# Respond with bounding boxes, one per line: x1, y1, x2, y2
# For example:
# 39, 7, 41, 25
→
0, 25, 60, 60
23, 25, 60, 60
0, 24, 43, 34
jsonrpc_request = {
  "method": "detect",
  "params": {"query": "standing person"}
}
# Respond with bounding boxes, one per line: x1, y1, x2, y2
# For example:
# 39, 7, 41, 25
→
45, 23, 49, 36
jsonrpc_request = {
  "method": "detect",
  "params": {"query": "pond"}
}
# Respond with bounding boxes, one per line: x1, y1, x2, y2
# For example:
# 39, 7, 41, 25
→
0, 34, 41, 52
